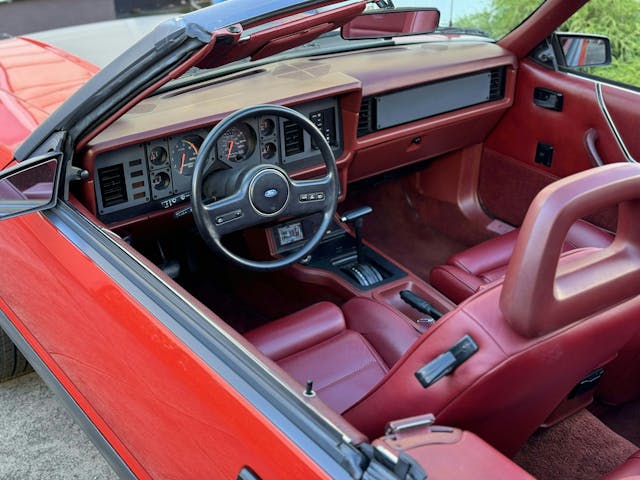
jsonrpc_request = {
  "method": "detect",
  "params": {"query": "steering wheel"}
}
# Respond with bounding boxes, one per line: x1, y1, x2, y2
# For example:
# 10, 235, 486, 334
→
191, 105, 339, 271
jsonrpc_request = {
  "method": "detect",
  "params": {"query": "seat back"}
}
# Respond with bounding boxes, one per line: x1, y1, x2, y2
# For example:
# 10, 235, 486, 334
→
344, 164, 640, 455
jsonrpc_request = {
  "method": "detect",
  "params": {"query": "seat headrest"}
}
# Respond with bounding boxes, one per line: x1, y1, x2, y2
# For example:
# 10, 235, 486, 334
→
500, 163, 640, 338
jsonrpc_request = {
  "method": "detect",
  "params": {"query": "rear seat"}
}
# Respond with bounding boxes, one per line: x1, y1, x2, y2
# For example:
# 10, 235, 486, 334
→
430, 219, 613, 303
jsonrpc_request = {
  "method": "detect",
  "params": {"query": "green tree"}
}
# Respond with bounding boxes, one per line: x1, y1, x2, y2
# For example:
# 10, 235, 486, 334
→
459, 0, 640, 86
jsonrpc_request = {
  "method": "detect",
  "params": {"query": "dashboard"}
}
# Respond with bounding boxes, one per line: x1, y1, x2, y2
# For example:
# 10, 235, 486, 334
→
92, 98, 341, 223
83, 41, 517, 227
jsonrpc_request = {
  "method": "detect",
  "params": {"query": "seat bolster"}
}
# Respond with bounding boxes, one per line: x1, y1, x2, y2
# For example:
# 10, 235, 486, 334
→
602, 451, 640, 480
448, 229, 520, 275
565, 219, 614, 250
245, 302, 345, 361
429, 265, 485, 304
341, 297, 421, 367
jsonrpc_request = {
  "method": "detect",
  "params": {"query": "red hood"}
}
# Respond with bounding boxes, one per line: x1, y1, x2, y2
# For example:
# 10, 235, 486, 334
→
0, 36, 98, 156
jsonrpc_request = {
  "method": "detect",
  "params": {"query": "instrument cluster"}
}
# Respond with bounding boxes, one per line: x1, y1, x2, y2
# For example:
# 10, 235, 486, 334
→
93, 98, 340, 223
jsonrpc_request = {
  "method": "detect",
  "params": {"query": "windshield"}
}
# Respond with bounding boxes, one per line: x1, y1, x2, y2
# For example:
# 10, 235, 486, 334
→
169, 0, 543, 88
422, 0, 545, 39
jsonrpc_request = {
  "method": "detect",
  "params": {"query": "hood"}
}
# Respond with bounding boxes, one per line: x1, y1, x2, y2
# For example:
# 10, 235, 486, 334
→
0, 36, 98, 151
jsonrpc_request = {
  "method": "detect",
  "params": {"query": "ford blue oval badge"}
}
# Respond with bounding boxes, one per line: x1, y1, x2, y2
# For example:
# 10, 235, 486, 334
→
264, 188, 278, 198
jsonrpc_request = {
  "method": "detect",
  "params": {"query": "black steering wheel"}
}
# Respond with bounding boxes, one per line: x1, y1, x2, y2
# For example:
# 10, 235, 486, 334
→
191, 105, 339, 271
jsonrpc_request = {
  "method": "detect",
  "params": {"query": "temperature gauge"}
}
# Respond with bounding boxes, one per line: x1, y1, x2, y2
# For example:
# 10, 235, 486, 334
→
261, 142, 277, 161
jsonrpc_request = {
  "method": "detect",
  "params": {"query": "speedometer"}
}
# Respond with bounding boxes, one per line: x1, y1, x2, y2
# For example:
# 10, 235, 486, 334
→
217, 123, 255, 163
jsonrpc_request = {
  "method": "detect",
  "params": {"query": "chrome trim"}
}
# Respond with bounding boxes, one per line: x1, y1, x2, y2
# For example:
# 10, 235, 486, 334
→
596, 82, 636, 163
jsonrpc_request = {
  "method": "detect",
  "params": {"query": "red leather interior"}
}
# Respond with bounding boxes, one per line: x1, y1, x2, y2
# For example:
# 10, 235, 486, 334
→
484, 60, 624, 179
344, 165, 640, 454
374, 424, 534, 480
245, 298, 419, 413
430, 219, 613, 304
501, 164, 640, 338
601, 85, 640, 161
603, 451, 640, 480
244, 302, 345, 361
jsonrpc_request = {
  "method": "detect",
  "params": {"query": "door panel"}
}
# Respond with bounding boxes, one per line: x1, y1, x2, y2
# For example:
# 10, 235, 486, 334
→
479, 59, 633, 227
600, 84, 640, 161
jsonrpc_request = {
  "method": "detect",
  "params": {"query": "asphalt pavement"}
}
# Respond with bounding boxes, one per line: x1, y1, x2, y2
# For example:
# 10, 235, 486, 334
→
0, 373, 116, 479
0, 0, 116, 36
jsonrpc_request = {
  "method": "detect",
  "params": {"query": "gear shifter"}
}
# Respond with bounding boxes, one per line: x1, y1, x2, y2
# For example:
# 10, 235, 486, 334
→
340, 206, 384, 287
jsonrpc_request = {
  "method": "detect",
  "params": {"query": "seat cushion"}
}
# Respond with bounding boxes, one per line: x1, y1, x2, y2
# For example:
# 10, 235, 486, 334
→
245, 299, 419, 413
430, 219, 613, 303
603, 451, 640, 480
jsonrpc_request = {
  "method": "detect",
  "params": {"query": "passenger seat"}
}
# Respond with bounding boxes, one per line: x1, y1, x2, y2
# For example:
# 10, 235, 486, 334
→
430, 219, 613, 303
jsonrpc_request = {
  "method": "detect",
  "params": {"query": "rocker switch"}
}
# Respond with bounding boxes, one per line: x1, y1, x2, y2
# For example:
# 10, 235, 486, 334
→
415, 335, 478, 388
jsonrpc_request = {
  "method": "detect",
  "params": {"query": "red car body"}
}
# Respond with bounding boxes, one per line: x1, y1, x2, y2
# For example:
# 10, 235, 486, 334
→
1, 0, 640, 478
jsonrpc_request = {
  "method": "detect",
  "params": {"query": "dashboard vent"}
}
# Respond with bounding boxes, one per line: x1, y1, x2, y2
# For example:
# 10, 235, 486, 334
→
489, 67, 506, 101
98, 164, 127, 208
283, 120, 304, 156
357, 97, 376, 137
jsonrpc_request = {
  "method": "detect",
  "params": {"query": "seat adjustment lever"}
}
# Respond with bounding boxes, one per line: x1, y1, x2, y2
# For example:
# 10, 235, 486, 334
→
415, 335, 478, 388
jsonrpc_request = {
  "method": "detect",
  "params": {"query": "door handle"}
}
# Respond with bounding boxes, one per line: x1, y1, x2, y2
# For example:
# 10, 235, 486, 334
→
584, 128, 604, 167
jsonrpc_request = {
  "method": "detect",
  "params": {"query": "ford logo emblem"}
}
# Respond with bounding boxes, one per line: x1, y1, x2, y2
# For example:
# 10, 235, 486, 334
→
264, 188, 278, 198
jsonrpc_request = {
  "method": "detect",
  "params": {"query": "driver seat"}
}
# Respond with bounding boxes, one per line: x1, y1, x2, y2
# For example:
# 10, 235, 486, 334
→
245, 299, 420, 413
246, 164, 640, 454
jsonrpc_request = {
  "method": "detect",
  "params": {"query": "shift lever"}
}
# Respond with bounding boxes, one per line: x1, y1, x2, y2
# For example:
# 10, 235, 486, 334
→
340, 206, 372, 264
339, 206, 383, 287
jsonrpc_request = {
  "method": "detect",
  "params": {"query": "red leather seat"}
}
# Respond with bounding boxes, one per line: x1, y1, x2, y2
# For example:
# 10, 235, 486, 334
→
245, 298, 420, 413
430, 219, 613, 304
603, 451, 640, 480
247, 164, 640, 456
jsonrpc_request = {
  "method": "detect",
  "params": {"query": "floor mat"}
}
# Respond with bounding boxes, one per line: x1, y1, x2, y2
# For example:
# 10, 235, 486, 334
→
598, 399, 640, 447
341, 177, 469, 281
513, 409, 638, 480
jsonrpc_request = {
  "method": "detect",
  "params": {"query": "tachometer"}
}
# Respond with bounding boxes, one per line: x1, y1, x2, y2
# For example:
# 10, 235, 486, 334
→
171, 135, 203, 177
217, 123, 255, 163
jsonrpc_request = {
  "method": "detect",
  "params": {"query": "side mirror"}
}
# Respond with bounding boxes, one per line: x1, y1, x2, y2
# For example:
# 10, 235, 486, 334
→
341, 8, 440, 40
0, 153, 62, 220
557, 33, 611, 68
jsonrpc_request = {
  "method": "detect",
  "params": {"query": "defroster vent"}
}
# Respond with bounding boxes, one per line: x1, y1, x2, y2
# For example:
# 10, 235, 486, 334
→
98, 164, 127, 208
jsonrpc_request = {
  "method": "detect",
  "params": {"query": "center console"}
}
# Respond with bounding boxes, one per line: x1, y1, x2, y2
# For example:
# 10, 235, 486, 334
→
270, 206, 456, 329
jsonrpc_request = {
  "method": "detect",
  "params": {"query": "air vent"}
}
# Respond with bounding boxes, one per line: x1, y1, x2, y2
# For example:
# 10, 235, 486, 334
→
283, 120, 304, 156
489, 67, 506, 101
357, 97, 376, 137
98, 164, 127, 208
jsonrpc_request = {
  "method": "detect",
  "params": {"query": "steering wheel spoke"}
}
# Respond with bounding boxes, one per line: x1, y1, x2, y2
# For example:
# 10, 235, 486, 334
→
203, 192, 261, 237
288, 175, 335, 217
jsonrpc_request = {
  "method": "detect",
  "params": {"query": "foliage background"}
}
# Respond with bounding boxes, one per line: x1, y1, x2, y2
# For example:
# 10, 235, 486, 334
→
459, 0, 640, 85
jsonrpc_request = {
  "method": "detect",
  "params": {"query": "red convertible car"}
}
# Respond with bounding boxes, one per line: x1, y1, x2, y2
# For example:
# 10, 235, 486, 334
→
1, 0, 640, 478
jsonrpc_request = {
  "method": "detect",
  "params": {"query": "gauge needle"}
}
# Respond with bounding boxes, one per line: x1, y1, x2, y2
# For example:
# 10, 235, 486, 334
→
180, 153, 186, 174
227, 141, 234, 160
